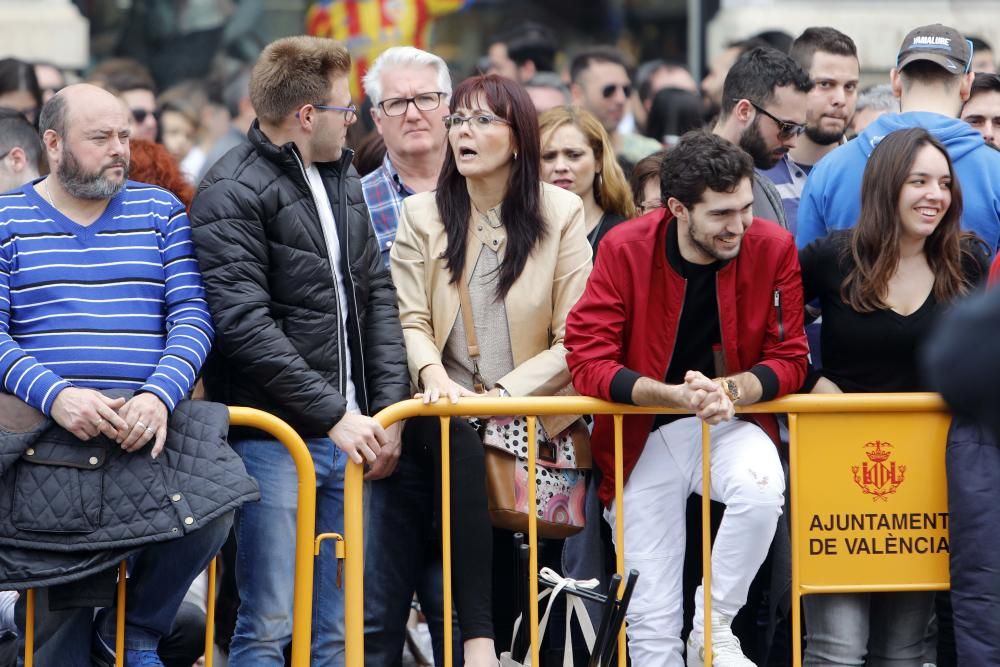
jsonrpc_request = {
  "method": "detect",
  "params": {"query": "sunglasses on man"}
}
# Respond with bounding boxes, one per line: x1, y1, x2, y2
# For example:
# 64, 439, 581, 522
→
602, 83, 632, 99
736, 99, 806, 140
130, 108, 158, 124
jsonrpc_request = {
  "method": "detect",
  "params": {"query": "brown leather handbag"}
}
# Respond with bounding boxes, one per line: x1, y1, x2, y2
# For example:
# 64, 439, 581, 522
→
458, 279, 592, 539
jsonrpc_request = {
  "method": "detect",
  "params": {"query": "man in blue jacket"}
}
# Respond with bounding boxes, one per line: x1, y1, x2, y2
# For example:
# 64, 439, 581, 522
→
797, 23, 1000, 252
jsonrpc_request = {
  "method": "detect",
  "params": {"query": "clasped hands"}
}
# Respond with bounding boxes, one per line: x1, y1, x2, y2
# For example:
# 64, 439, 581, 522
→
679, 370, 735, 425
50, 387, 169, 457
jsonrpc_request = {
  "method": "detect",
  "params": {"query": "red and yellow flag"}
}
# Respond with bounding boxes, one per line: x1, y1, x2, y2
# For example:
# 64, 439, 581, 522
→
307, 0, 469, 99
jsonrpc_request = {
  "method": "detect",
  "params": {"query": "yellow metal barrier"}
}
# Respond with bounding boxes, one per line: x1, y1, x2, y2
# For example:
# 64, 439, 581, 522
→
353, 393, 952, 667
19, 406, 317, 667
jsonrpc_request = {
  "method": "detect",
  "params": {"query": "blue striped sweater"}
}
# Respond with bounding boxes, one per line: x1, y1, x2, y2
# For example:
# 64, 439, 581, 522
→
0, 179, 214, 415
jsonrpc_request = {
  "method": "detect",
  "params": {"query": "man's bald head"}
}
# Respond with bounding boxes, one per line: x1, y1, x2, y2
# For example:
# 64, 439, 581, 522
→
38, 83, 131, 201
39, 83, 127, 139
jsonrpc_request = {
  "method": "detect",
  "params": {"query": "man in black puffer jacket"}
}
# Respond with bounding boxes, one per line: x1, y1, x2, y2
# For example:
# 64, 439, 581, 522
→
189, 36, 409, 666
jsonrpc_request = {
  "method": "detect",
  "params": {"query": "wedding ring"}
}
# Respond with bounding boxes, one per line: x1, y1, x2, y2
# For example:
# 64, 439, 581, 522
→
92, 418, 104, 426
136, 420, 146, 429
144, 426, 154, 433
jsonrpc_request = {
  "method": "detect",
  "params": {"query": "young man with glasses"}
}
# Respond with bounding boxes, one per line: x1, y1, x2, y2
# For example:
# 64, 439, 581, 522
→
190, 36, 410, 666
358, 45, 461, 667
571, 46, 662, 172
797, 23, 1000, 252
713, 47, 813, 231
760, 27, 860, 235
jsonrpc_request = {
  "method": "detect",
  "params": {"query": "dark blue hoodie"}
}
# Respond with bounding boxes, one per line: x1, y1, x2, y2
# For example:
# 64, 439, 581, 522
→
796, 111, 1000, 252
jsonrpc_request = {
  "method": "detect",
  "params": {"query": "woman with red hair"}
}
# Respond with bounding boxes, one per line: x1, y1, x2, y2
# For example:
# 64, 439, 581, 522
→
128, 138, 195, 209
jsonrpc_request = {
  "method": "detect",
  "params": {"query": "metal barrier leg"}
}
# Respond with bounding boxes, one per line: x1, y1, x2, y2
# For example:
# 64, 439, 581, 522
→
526, 416, 541, 667
116, 560, 127, 667
613, 414, 626, 667
227, 407, 318, 667
440, 416, 454, 667
23, 589, 34, 667
789, 413, 802, 667
701, 422, 713, 666
204, 556, 218, 667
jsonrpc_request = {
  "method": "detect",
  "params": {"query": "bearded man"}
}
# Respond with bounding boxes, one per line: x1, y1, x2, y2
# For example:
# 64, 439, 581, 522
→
0, 83, 231, 667
760, 27, 860, 235
565, 130, 808, 667
712, 47, 813, 231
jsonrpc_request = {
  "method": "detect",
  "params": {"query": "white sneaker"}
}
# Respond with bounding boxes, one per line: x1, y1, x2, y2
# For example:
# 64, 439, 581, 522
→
686, 612, 757, 666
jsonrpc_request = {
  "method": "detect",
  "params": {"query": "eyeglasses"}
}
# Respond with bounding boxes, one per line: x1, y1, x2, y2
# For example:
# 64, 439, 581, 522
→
379, 92, 447, 117
602, 83, 632, 99
130, 108, 158, 124
310, 103, 358, 123
739, 99, 806, 140
443, 113, 510, 130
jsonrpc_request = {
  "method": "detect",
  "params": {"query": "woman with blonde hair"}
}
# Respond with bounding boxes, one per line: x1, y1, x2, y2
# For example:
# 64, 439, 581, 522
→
539, 106, 636, 250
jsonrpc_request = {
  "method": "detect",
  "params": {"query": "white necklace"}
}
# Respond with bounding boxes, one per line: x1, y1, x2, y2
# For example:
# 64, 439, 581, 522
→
43, 178, 56, 209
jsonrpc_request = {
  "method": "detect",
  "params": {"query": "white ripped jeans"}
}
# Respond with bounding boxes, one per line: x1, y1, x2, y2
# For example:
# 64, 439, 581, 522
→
606, 417, 785, 667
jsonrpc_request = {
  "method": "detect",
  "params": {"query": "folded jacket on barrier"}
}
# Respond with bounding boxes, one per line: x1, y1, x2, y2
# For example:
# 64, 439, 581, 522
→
0, 390, 259, 590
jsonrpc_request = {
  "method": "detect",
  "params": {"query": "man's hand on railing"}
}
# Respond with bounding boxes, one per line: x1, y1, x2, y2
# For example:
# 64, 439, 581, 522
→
328, 413, 387, 465
364, 422, 403, 480
416, 363, 478, 404
683, 371, 735, 425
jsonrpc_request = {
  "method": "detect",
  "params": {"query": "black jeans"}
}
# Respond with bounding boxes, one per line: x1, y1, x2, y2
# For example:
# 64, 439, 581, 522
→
364, 417, 464, 667
363, 416, 490, 666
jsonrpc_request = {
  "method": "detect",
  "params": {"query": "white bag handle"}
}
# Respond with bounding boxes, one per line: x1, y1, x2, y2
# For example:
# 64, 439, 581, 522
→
506, 567, 600, 666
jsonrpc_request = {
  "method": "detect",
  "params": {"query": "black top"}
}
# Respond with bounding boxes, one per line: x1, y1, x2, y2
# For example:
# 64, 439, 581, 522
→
663, 221, 723, 386
606, 221, 723, 427
799, 230, 989, 393
589, 211, 627, 252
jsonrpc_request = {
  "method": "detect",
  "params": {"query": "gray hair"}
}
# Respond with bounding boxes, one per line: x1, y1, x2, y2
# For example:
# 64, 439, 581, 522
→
38, 92, 67, 137
363, 46, 452, 109
525, 71, 571, 104
855, 84, 899, 114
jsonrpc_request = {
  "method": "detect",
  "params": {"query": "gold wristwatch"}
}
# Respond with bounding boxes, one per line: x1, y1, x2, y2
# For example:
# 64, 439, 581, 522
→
715, 377, 740, 403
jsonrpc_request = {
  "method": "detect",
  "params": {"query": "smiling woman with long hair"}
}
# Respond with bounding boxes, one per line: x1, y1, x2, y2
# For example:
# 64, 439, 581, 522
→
390, 74, 592, 665
798, 126, 989, 665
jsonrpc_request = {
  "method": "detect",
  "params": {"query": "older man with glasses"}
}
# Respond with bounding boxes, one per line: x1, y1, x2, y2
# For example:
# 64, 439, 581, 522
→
358, 45, 461, 667
362, 46, 451, 269
570, 46, 663, 173
712, 47, 813, 231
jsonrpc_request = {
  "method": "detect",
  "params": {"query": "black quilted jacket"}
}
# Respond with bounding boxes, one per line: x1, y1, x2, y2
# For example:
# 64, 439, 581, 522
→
189, 122, 410, 437
0, 394, 259, 589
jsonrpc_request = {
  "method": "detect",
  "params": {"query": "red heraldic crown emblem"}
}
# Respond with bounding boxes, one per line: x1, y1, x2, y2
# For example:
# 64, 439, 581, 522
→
852, 440, 906, 502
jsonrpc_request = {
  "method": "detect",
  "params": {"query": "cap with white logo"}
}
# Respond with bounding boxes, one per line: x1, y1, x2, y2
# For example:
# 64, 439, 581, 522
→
896, 24, 972, 74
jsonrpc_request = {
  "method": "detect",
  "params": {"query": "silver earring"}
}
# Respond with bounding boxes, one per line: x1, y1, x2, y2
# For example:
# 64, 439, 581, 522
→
513, 151, 518, 161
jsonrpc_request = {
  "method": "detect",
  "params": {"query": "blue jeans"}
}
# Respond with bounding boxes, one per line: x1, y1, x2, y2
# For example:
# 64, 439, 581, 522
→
229, 437, 347, 667
803, 591, 935, 666
14, 513, 231, 666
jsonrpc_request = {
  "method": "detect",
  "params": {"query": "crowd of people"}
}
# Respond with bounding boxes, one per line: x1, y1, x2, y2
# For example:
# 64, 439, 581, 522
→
0, 14, 998, 667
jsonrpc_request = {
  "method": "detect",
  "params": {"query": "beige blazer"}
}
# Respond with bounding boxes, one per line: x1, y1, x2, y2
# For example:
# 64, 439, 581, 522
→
390, 182, 593, 400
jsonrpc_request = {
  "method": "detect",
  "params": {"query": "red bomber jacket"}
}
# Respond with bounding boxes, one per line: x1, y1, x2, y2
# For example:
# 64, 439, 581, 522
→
565, 208, 809, 506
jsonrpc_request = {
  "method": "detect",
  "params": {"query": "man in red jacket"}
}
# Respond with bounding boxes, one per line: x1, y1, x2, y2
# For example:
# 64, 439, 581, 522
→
566, 130, 808, 667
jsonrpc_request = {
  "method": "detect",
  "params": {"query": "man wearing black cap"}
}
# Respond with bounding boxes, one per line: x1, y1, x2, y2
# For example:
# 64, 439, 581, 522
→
797, 23, 1000, 253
